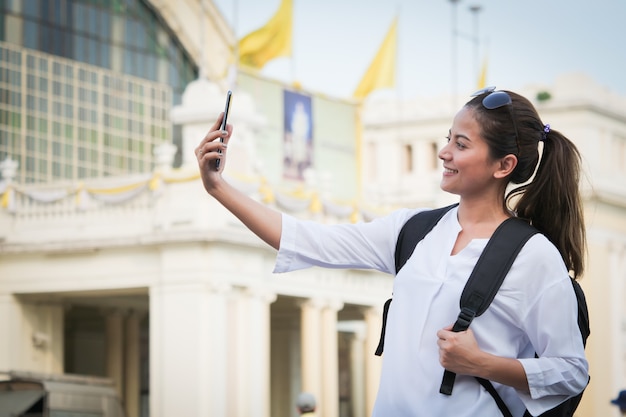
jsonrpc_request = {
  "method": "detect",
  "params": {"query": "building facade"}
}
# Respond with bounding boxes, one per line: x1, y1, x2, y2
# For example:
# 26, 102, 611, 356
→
1, 1, 625, 417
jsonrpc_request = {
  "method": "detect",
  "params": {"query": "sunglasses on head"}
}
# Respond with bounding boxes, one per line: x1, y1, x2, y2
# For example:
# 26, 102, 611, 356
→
471, 86, 520, 155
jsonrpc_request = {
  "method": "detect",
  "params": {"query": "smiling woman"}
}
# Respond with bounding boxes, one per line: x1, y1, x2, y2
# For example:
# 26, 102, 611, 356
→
196, 84, 589, 416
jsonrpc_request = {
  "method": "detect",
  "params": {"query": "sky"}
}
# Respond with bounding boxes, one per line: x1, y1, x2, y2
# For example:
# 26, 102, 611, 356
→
211, 0, 626, 101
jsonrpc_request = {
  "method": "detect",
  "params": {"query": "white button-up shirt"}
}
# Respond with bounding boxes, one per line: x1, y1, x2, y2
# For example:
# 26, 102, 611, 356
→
274, 206, 588, 417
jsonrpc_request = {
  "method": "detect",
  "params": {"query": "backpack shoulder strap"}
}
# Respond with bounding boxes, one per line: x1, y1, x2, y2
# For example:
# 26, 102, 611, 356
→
571, 278, 590, 346
439, 217, 539, 395
376, 204, 458, 357
395, 203, 458, 273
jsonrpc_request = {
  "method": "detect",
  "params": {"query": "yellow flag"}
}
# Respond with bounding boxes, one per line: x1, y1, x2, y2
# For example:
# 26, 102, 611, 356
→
353, 18, 398, 100
238, 0, 293, 69
477, 56, 488, 89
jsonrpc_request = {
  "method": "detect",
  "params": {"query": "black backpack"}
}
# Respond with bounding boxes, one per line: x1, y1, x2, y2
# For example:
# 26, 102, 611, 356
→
375, 204, 590, 417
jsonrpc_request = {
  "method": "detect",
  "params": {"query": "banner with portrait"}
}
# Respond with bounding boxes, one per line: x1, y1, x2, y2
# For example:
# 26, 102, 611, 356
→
283, 90, 313, 180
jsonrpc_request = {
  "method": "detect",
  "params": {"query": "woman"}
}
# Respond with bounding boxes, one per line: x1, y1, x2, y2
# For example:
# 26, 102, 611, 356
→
195, 87, 589, 416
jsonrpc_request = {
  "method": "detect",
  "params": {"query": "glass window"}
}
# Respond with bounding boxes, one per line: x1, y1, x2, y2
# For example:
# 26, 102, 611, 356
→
52, 27, 64, 56
38, 118, 47, 134
38, 97, 48, 112
27, 95, 36, 110
100, 9, 111, 39
100, 42, 110, 69
24, 20, 39, 49
87, 5, 98, 37
39, 77, 48, 92
52, 141, 61, 156
38, 158, 48, 177
87, 38, 98, 66
38, 137, 47, 153
53, 0, 65, 25
39, 57, 48, 73
53, 161, 61, 176
64, 124, 73, 139
27, 74, 36, 89
124, 19, 135, 48
65, 63, 73, 79
11, 111, 21, 128
74, 35, 86, 62
23, 0, 41, 19
123, 48, 133, 75
40, 24, 52, 54
73, 3, 86, 33
26, 135, 35, 151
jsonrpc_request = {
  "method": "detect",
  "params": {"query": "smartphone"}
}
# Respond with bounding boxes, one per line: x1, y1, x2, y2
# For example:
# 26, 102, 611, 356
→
215, 90, 232, 170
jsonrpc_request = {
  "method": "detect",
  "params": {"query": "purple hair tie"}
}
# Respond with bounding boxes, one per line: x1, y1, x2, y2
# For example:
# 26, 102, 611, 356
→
541, 124, 551, 141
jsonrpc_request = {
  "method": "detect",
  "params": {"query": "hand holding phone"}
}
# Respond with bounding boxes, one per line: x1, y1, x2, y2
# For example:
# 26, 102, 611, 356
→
215, 90, 232, 170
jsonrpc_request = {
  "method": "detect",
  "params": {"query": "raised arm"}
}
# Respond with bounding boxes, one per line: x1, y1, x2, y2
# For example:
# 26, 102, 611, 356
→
195, 114, 282, 250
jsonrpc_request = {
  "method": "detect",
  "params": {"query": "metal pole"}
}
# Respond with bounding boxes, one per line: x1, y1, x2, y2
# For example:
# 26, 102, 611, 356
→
449, 0, 460, 110
469, 5, 482, 87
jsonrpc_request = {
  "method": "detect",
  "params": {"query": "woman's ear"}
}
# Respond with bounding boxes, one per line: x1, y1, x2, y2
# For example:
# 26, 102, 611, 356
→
494, 154, 518, 179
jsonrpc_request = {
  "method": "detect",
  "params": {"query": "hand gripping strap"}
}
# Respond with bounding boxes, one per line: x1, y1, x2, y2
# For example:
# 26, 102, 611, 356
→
439, 217, 538, 395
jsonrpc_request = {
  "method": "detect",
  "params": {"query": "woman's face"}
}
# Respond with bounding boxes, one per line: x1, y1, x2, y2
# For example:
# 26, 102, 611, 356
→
438, 106, 502, 198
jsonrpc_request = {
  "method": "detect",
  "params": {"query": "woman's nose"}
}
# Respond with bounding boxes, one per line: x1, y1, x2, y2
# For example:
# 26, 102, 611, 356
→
438, 143, 450, 160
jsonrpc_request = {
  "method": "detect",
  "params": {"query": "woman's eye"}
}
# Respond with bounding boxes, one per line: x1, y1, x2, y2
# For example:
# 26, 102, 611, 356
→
455, 141, 466, 149
445, 136, 451, 143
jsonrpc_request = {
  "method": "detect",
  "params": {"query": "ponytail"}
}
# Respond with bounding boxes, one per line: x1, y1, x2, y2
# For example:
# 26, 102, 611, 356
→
508, 128, 586, 278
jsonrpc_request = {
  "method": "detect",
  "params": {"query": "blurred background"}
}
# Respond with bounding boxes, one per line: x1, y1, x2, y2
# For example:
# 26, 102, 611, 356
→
0, 1, 624, 417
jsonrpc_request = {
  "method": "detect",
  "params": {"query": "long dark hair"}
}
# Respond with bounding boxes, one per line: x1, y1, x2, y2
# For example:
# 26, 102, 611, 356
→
465, 91, 586, 278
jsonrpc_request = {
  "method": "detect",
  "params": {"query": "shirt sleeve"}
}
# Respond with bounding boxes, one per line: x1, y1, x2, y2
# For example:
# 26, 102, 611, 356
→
273, 209, 421, 274
513, 236, 589, 415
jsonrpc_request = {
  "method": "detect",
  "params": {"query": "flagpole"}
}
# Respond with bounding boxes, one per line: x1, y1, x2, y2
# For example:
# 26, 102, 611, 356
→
469, 5, 482, 88
232, 0, 239, 90
199, 0, 208, 79
291, 0, 296, 85
355, 103, 363, 205
449, 0, 460, 111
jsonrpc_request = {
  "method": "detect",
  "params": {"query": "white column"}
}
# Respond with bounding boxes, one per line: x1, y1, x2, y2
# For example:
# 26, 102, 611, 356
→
321, 300, 344, 417
300, 298, 325, 405
106, 311, 124, 397
0, 294, 21, 369
124, 312, 142, 417
47, 304, 64, 374
150, 282, 230, 417
350, 323, 367, 417
230, 287, 277, 417
247, 288, 277, 417
363, 306, 383, 417
609, 243, 626, 392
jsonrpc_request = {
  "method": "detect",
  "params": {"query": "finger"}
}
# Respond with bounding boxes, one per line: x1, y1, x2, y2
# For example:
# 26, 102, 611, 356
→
196, 114, 230, 148
197, 142, 227, 161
